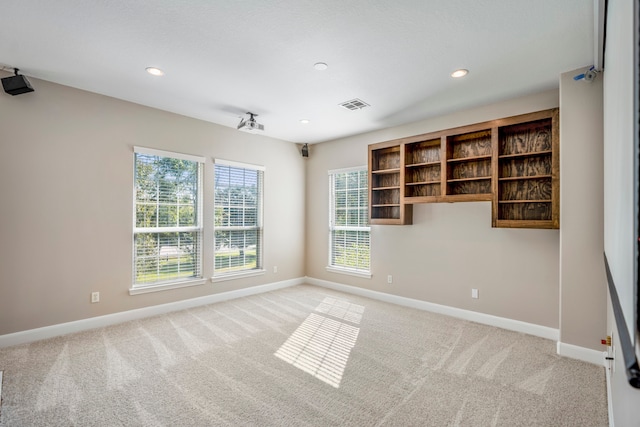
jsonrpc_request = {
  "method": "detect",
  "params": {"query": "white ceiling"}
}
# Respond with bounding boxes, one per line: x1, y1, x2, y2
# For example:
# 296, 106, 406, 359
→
0, 1, 594, 144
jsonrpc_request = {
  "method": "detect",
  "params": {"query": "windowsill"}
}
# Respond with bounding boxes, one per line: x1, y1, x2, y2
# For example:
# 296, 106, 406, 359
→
325, 266, 372, 279
211, 269, 266, 283
129, 278, 207, 295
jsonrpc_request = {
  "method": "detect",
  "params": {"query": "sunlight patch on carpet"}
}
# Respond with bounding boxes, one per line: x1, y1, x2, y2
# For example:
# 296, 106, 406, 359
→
315, 297, 364, 324
275, 313, 360, 388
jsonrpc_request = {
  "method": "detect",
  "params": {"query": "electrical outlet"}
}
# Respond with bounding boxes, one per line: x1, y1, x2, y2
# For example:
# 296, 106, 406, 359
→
273, 266, 278, 273
471, 288, 479, 299
387, 275, 393, 284
610, 332, 615, 373
91, 292, 100, 303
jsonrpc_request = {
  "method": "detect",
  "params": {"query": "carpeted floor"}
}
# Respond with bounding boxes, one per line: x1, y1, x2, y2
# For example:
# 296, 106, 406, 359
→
0, 284, 608, 426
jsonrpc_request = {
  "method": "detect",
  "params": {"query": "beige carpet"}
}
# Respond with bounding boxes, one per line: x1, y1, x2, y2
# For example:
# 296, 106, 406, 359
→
0, 284, 607, 426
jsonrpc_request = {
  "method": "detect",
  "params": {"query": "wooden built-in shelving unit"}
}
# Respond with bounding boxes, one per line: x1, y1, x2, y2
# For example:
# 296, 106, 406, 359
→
369, 142, 412, 225
368, 108, 559, 228
404, 138, 442, 201
492, 109, 559, 228
445, 129, 493, 201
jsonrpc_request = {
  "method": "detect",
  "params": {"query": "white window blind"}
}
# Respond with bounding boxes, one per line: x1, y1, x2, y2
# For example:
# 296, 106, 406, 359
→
214, 160, 264, 275
133, 147, 203, 287
329, 168, 370, 273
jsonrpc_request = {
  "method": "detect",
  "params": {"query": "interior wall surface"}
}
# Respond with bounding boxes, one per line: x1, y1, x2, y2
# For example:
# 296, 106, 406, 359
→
0, 74, 306, 335
602, 0, 640, 423
305, 90, 561, 328
559, 67, 605, 350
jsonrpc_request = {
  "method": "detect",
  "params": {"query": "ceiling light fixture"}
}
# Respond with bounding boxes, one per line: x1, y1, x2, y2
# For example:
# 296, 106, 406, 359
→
237, 112, 265, 133
451, 69, 468, 78
300, 119, 310, 124
313, 62, 328, 71
145, 67, 164, 76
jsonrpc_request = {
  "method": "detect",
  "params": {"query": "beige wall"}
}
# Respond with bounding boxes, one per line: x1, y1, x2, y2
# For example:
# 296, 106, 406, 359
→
0, 75, 306, 335
306, 90, 561, 328
559, 67, 605, 349
0, 61, 610, 354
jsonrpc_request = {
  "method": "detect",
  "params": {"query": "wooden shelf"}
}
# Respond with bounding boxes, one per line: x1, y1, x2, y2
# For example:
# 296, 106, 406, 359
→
444, 129, 492, 199
447, 176, 491, 183
494, 110, 559, 228
498, 174, 552, 181
406, 161, 441, 168
445, 193, 493, 202
406, 180, 440, 186
495, 219, 557, 229
371, 168, 400, 174
498, 199, 551, 204
499, 150, 552, 159
369, 141, 412, 225
368, 108, 558, 229
372, 186, 400, 190
447, 154, 492, 163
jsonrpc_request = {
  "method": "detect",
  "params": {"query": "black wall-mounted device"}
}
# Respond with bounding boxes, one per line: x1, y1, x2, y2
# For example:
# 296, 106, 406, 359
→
2, 70, 34, 96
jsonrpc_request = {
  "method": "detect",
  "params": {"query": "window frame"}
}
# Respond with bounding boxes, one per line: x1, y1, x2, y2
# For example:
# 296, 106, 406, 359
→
212, 158, 265, 281
327, 166, 371, 278
130, 146, 206, 295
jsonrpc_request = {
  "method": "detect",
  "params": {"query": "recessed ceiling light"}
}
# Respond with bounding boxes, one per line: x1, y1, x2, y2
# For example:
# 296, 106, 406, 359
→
300, 119, 310, 124
146, 67, 164, 76
451, 69, 468, 78
313, 62, 328, 71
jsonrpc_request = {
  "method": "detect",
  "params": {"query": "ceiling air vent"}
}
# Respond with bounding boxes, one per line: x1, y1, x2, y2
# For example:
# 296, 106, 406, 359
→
339, 98, 370, 111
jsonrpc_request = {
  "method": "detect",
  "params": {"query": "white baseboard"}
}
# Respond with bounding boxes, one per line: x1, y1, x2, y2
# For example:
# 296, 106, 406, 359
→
0, 277, 304, 348
1, 276, 605, 370
605, 360, 615, 427
556, 341, 607, 366
306, 276, 559, 341
309, 277, 608, 367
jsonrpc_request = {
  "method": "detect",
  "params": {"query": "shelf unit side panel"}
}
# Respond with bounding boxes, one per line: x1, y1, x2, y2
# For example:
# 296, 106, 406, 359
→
551, 108, 560, 228
491, 128, 499, 226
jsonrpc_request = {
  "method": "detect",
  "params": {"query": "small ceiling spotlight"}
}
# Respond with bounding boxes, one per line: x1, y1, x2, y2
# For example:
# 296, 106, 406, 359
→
237, 112, 265, 133
451, 69, 469, 78
1, 68, 34, 96
300, 119, 310, 124
145, 67, 165, 76
313, 62, 328, 71
301, 143, 309, 158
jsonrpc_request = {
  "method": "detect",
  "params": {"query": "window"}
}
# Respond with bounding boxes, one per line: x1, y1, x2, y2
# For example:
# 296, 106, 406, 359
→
132, 147, 203, 290
214, 159, 264, 277
328, 167, 370, 276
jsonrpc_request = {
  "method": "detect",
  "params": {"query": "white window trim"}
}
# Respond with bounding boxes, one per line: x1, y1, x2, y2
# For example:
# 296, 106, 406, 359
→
213, 158, 265, 278
325, 266, 372, 279
214, 158, 266, 171
129, 278, 207, 295
132, 147, 204, 291
328, 166, 371, 275
327, 166, 366, 175
211, 269, 266, 283
134, 146, 205, 164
